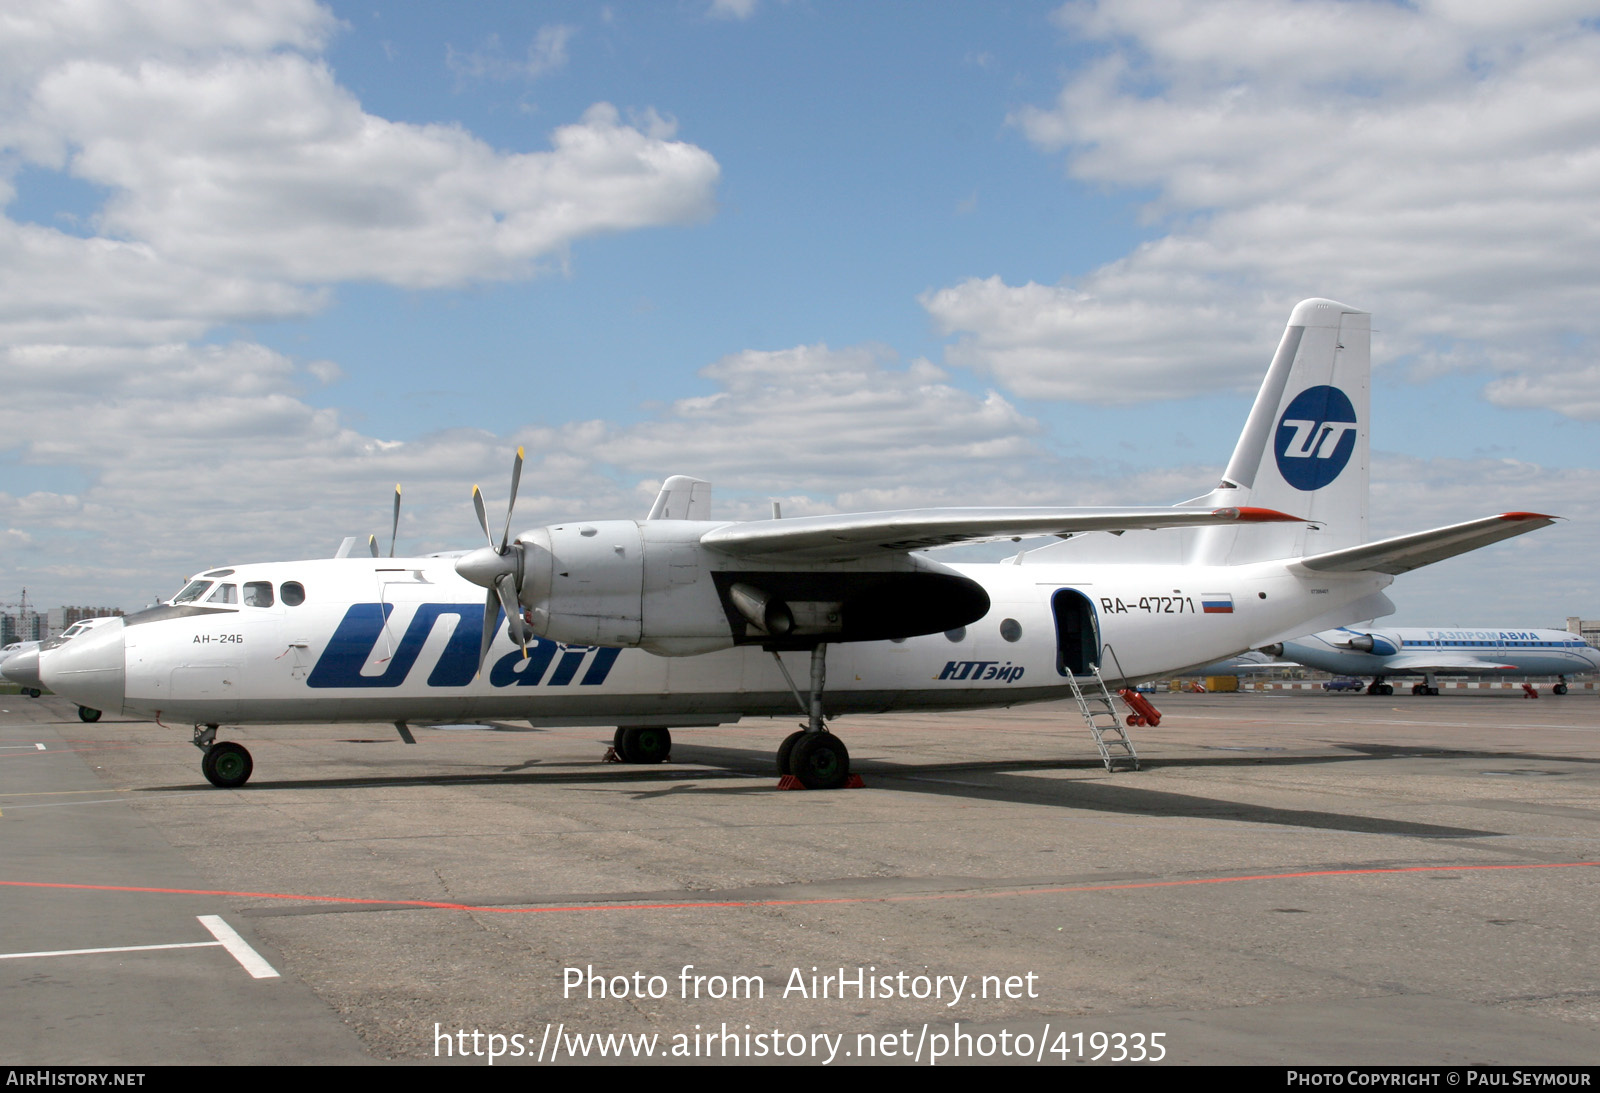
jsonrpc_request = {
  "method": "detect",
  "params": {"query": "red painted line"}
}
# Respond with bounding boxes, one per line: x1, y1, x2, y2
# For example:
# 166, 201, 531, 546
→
5, 861, 1598, 916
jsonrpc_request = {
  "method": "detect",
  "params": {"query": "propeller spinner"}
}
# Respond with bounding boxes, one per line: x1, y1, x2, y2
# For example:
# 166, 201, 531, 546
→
457, 447, 530, 669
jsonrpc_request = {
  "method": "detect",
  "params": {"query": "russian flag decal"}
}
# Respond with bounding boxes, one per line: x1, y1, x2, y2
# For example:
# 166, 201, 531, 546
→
1202, 593, 1233, 614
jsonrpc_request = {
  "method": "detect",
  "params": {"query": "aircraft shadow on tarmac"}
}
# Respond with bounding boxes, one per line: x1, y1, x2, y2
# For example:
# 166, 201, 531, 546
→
124, 739, 1585, 839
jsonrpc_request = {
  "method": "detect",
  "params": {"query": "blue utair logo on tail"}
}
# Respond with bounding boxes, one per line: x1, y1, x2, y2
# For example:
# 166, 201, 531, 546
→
1273, 385, 1358, 491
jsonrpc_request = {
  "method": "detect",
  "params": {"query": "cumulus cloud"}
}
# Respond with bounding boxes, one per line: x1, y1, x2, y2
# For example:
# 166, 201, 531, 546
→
708, 0, 759, 21
26, 60, 718, 288
446, 25, 578, 83
584, 345, 1040, 494
0, 0, 724, 605
925, 0, 1600, 417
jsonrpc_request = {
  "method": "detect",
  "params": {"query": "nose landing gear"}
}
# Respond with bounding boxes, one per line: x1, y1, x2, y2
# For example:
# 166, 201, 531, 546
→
193, 723, 253, 788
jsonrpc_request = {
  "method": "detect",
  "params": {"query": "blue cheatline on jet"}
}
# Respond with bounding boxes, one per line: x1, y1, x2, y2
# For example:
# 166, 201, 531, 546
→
305, 602, 619, 689
1273, 385, 1359, 491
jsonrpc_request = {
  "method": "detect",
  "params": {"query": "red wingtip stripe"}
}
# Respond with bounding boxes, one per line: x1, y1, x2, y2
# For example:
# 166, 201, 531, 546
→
1223, 506, 1307, 523
1498, 511, 1558, 521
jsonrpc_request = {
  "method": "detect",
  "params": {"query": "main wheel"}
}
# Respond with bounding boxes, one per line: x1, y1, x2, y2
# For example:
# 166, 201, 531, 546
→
1380, 683, 1394, 696
790, 732, 850, 790
776, 730, 806, 775
618, 727, 671, 764
1554, 683, 1568, 695
201, 741, 253, 788
78, 706, 101, 722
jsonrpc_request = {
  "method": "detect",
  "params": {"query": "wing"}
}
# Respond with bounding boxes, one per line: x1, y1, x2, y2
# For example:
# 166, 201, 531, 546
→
1291, 512, 1558, 576
700, 505, 1304, 562
1380, 654, 1518, 672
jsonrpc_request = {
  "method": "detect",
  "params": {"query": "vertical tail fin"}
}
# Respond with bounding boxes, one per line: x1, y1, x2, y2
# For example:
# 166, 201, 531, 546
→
1188, 298, 1370, 564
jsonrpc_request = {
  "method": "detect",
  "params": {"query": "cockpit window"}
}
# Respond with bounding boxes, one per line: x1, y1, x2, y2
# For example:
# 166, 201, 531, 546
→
280, 581, 306, 607
206, 583, 238, 604
202, 568, 236, 578
244, 582, 274, 608
173, 580, 213, 604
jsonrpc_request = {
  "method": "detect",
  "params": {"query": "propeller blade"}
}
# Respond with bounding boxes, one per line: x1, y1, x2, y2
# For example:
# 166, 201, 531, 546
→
477, 588, 499, 674
389, 484, 401, 557
472, 485, 493, 549
367, 534, 378, 558
494, 572, 529, 659
499, 446, 524, 555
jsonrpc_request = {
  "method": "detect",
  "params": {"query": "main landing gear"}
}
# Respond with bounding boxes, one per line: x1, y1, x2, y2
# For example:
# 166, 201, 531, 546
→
193, 723, 253, 788
770, 645, 854, 791
1366, 677, 1394, 696
77, 705, 101, 722
1410, 673, 1441, 696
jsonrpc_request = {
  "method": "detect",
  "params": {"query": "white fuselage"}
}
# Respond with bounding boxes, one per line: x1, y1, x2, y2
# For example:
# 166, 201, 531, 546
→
44, 553, 1390, 727
1282, 627, 1600, 680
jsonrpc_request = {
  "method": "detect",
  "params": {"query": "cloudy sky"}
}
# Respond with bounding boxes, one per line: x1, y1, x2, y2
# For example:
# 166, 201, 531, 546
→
1, 0, 1595, 627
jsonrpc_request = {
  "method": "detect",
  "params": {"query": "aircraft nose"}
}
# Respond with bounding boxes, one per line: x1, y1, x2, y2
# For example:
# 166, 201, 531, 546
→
40, 618, 126, 714
2, 649, 41, 689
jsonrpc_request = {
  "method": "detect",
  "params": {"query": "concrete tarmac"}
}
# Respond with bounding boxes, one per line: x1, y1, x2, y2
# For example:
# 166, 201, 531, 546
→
2, 688, 1597, 1066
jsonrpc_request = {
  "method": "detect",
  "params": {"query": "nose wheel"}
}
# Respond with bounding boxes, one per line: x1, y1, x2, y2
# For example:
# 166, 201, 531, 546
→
611, 726, 672, 764
193, 724, 254, 788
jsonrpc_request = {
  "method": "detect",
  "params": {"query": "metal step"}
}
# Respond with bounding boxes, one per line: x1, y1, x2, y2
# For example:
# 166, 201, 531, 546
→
1065, 666, 1140, 772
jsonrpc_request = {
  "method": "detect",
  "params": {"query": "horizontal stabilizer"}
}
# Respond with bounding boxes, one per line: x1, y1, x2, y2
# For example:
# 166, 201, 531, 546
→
1291, 512, 1557, 576
703, 505, 1304, 562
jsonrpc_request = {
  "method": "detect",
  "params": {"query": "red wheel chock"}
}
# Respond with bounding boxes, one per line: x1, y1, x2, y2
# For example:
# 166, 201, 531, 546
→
1522, 683, 1539, 699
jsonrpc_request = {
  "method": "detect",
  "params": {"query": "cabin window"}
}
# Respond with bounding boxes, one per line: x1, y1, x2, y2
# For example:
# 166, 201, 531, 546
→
172, 580, 213, 604
244, 582, 275, 608
1000, 618, 1023, 642
280, 581, 306, 607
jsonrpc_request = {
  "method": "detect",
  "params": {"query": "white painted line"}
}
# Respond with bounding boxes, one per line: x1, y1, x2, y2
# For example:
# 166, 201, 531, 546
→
0, 941, 221, 961
198, 914, 280, 979
36, 742, 44, 750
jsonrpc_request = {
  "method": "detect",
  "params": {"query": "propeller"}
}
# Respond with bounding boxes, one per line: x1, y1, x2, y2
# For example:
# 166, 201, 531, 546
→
365, 485, 402, 557
459, 447, 529, 670
389, 484, 401, 557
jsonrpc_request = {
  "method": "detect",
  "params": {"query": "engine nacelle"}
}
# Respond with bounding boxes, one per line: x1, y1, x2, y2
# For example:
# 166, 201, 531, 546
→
512, 520, 991, 657
518, 521, 646, 648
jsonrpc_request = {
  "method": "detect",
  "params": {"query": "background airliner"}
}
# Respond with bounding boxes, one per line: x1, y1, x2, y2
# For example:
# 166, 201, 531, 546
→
1273, 626, 1600, 694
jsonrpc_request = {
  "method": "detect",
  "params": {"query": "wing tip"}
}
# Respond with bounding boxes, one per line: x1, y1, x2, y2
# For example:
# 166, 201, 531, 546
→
1498, 511, 1559, 522
1221, 506, 1307, 523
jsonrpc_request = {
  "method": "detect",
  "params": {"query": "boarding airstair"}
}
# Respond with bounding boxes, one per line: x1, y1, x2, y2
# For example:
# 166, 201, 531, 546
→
1065, 665, 1140, 772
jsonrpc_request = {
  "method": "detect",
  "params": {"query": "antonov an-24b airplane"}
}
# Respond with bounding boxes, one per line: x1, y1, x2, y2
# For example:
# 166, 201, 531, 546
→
11, 299, 1558, 790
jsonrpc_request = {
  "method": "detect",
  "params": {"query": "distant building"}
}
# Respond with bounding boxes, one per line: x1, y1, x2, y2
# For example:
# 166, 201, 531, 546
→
5, 605, 123, 642
0, 613, 44, 644
1568, 617, 1600, 650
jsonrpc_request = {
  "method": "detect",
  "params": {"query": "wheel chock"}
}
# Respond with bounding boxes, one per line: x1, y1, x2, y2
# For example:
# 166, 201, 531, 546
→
1521, 683, 1539, 699
602, 746, 623, 762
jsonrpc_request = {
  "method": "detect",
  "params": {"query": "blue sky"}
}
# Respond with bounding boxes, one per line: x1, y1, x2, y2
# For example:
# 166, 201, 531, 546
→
1, 0, 1596, 624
